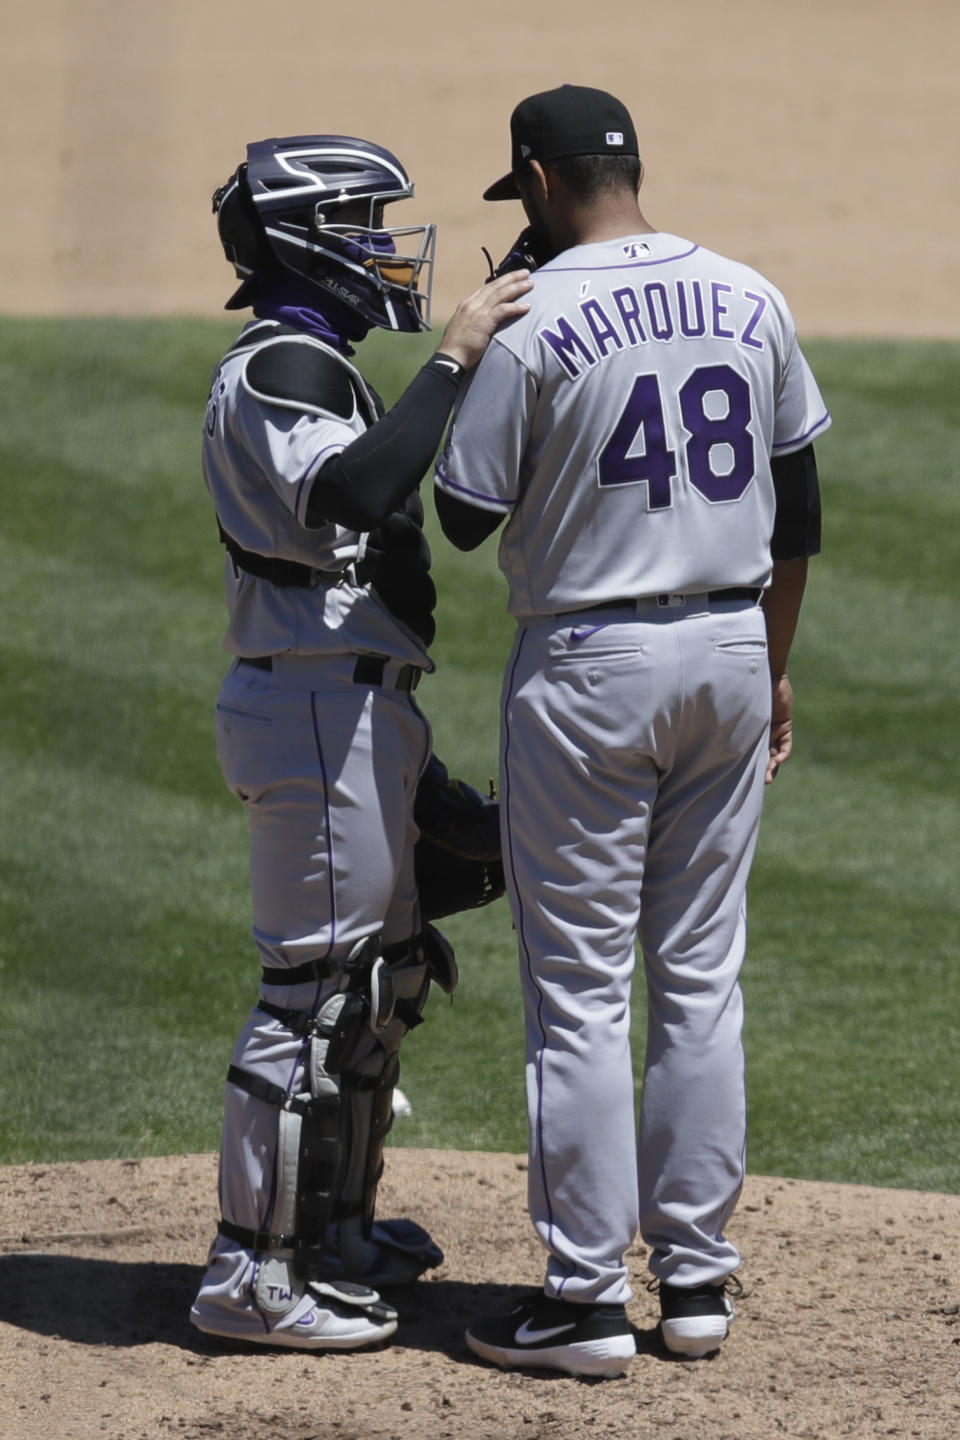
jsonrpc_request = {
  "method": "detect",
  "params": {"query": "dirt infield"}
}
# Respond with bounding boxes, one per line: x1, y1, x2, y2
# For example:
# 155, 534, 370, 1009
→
3, 0, 959, 334
2, 1152, 959, 1440
3, 4, 959, 1437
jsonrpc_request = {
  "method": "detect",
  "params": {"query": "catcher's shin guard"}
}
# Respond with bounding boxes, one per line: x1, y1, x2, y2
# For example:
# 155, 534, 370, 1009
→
329, 931, 451, 1282
336, 936, 430, 1228
219, 936, 390, 1302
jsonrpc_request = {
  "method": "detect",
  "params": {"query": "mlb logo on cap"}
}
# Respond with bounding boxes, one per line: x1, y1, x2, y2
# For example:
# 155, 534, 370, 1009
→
483, 85, 640, 200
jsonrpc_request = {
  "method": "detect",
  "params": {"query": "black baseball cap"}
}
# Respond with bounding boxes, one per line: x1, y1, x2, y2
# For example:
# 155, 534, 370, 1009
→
483, 85, 639, 201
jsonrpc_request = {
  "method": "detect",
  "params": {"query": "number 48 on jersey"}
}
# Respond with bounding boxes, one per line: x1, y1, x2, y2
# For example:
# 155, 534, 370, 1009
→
598, 363, 755, 508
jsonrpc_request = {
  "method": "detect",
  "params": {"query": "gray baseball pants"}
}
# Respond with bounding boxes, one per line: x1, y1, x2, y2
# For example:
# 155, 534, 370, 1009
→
499, 595, 771, 1306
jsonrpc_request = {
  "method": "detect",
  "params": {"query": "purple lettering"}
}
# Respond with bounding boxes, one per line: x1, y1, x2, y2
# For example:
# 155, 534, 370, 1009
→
711, 282, 735, 340
611, 286, 647, 345
741, 290, 767, 350
676, 279, 706, 337
580, 298, 624, 358
644, 282, 674, 340
538, 316, 597, 377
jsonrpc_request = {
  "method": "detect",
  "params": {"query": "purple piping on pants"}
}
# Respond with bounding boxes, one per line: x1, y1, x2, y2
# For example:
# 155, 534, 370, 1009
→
253, 690, 338, 1286
501, 628, 563, 1271
309, 690, 339, 963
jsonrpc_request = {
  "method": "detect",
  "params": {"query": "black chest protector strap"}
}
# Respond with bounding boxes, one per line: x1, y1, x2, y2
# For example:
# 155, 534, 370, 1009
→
217, 519, 320, 587
217, 519, 375, 588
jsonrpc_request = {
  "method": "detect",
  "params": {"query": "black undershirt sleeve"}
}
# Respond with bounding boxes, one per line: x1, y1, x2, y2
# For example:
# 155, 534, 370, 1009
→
305, 355, 464, 532
434, 487, 505, 551
435, 443, 822, 559
770, 442, 822, 560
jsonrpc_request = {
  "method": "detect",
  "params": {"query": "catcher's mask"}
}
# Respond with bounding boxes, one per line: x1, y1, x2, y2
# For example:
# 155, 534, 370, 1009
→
213, 135, 436, 333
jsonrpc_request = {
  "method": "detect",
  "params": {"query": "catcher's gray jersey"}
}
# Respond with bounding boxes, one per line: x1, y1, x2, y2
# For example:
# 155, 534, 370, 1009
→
436, 233, 830, 618
203, 321, 430, 666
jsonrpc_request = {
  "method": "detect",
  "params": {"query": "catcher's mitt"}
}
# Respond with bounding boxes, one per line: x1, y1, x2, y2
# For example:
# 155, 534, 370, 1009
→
414, 754, 505, 920
482, 226, 547, 283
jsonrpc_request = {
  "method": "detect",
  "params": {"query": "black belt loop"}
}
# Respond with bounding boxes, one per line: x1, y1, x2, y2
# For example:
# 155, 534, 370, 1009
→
352, 655, 387, 686
352, 656, 420, 692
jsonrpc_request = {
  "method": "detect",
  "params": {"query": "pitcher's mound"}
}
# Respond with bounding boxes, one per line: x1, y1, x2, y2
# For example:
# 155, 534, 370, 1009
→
1, 1152, 958, 1439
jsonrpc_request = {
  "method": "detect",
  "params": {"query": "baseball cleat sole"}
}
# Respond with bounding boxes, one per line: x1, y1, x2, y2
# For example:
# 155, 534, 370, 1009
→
659, 1313, 731, 1358
191, 1312, 398, 1351
465, 1291, 636, 1378
190, 1279, 398, 1352
657, 1278, 737, 1358
466, 1329, 636, 1378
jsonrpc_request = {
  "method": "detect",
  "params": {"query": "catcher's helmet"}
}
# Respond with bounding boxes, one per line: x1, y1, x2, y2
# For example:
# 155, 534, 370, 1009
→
213, 136, 436, 332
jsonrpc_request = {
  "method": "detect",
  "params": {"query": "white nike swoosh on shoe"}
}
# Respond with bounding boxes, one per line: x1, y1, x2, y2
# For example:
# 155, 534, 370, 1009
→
514, 1319, 578, 1344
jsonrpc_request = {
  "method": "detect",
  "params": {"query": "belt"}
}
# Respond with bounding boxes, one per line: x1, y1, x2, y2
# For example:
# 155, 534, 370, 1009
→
239, 654, 421, 692
577, 586, 762, 615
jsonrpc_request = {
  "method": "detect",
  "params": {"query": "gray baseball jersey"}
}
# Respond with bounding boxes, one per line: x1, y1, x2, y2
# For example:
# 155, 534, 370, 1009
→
203, 320, 430, 667
434, 231, 830, 1310
437, 232, 829, 617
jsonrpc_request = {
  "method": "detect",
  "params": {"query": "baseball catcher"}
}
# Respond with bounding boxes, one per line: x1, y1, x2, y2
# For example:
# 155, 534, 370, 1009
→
189, 134, 530, 1353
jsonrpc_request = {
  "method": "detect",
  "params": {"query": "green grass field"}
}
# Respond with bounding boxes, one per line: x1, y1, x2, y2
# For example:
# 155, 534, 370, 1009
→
0, 318, 957, 1193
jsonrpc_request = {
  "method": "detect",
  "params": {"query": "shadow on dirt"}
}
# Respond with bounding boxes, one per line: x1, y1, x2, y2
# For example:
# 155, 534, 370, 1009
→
0, 1254, 665, 1365
0, 1253, 201, 1349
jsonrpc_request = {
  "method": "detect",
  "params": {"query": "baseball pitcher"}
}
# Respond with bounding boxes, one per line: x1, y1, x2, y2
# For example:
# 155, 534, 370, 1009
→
435, 86, 829, 1376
